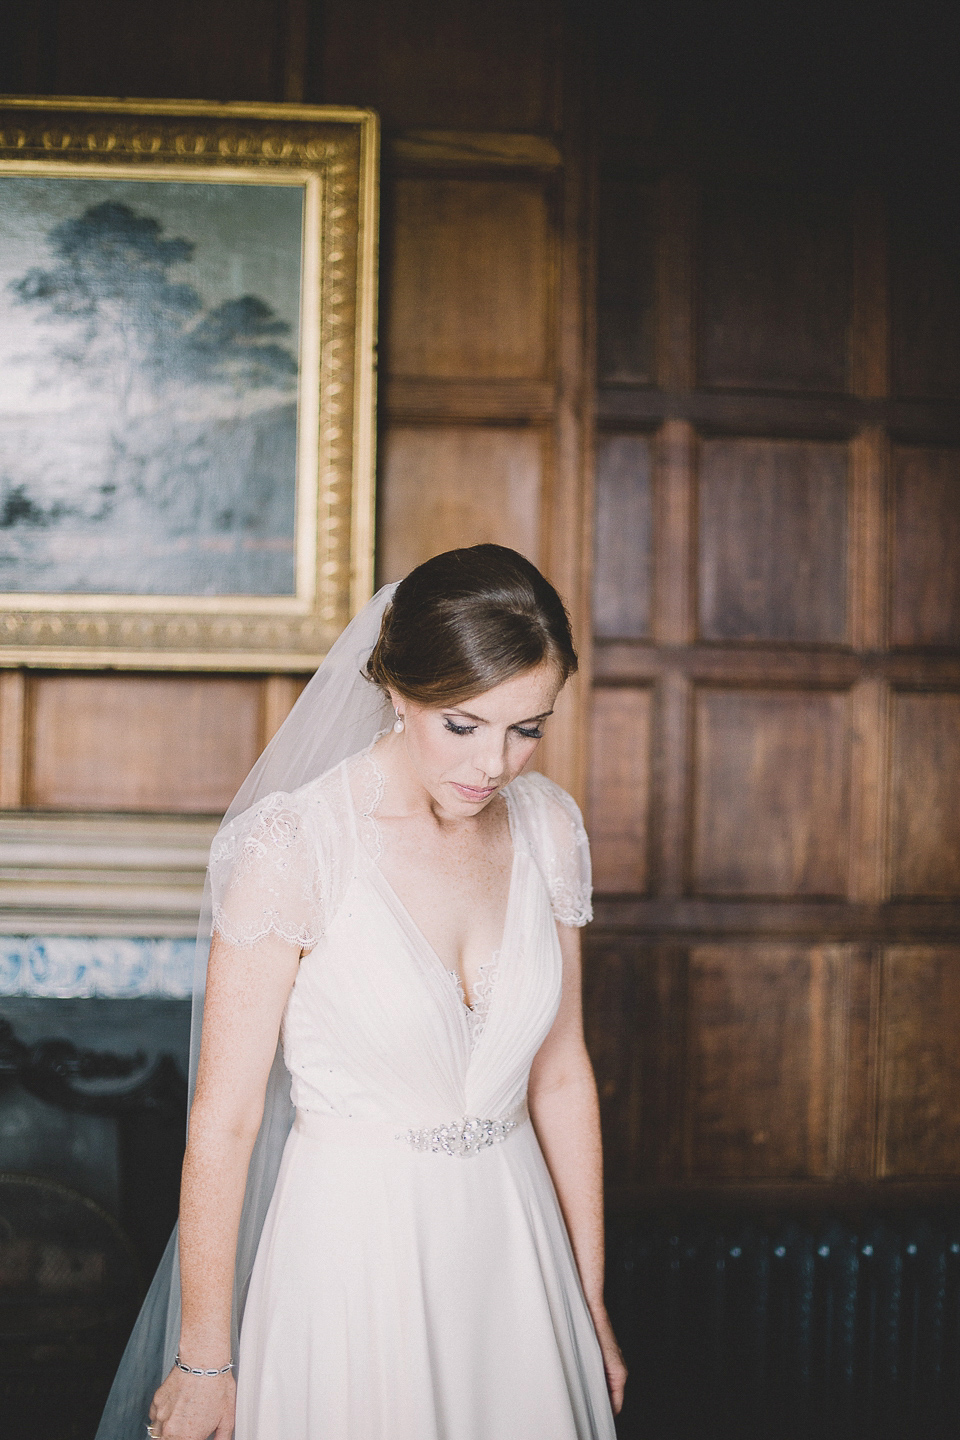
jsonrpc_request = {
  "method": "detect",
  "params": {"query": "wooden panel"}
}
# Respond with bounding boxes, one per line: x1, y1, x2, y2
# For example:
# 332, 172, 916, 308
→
589, 687, 651, 892
0, 671, 26, 808
698, 185, 851, 393
850, 191, 889, 400
698, 438, 848, 643
652, 419, 695, 647
596, 176, 656, 383
384, 378, 555, 422
388, 179, 551, 381
378, 426, 542, 583
693, 689, 849, 897
891, 446, 960, 647
28, 675, 263, 813
263, 674, 307, 745
879, 948, 960, 1176
390, 133, 562, 171
655, 176, 696, 390
891, 212, 960, 400
848, 428, 889, 652
687, 944, 844, 1180
889, 691, 960, 898
582, 938, 686, 1192
52, 0, 284, 99
322, 0, 559, 131
593, 434, 652, 639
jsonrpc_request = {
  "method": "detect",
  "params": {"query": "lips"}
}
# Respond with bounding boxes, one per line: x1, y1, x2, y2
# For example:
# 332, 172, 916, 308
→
451, 781, 498, 803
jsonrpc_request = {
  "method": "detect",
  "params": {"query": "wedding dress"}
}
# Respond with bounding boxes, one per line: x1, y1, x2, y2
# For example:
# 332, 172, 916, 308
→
210, 743, 617, 1440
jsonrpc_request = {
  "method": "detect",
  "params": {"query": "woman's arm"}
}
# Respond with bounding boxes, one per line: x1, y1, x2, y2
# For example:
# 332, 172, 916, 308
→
148, 931, 302, 1440
527, 924, 627, 1415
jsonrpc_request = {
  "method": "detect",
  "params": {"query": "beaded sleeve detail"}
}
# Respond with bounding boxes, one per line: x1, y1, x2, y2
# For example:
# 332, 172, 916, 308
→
209, 773, 345, 949
506, 771, 593, 927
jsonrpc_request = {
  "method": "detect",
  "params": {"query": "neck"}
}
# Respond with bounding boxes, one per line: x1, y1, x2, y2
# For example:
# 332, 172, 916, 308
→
371, 731, 493, 827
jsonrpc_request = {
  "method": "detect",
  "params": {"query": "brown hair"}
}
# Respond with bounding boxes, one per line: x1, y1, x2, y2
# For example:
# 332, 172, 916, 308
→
366, 545, 578, 706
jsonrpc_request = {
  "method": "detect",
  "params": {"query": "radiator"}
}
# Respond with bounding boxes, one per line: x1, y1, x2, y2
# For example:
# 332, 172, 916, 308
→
607, 1212, 960, 1440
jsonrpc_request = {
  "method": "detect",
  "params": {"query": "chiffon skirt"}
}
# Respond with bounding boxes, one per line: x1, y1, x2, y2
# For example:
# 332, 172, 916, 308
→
235, 1111, 615, 1440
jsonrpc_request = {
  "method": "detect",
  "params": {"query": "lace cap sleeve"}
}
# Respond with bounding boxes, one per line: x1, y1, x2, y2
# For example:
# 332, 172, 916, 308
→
510, 771, 593, 927
209, 788, 327, 949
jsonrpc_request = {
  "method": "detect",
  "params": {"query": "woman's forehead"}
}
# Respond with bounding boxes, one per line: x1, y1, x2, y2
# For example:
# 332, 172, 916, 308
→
445, 662, 562, 720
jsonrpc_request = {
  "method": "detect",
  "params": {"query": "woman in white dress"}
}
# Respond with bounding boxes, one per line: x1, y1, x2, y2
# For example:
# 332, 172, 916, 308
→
107, 544, 625, 1440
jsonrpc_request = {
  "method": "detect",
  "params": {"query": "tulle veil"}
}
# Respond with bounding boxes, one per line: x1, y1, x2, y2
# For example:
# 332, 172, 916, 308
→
95, 585, 396, 1439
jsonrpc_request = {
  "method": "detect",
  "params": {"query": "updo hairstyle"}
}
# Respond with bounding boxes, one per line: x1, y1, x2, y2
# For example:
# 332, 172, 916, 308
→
366, 545, 578, 707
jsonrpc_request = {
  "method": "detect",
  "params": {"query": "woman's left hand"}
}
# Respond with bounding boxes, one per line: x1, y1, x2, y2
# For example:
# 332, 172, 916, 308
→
590, 1302, 628, 1415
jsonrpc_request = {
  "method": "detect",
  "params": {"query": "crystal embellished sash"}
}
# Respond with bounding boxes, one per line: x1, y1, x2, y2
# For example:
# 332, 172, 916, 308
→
295, 1100, 529, 1158
400, 1101, 527, 1159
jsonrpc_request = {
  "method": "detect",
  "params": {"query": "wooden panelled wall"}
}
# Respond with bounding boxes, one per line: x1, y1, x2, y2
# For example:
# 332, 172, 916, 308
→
1, 0, 590, 804
5, 0, 960, 1208
586, 161, 960, 1204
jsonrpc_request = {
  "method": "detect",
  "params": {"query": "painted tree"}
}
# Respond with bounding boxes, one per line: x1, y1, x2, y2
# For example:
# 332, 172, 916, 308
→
11, 200, 297, 413
5, 200, 299, 532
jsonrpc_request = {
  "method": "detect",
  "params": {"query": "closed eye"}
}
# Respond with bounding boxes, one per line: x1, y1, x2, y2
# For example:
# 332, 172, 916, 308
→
444, 719, 477, 736
513, 725, 544, 739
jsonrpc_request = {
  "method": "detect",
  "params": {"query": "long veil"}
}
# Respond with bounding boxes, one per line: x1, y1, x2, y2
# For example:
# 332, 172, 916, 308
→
95, 585, 396, 1439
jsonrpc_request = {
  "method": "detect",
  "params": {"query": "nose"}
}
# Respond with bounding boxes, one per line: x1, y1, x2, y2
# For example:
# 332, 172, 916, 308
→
474, 730, 507, 782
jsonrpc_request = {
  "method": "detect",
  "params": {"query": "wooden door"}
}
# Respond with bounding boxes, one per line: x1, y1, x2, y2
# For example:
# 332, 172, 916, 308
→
588, 165, 960, 1205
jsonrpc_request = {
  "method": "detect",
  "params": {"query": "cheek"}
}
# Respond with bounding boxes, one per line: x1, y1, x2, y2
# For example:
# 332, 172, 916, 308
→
411, 720, 462, 773
505, 734, 542, 779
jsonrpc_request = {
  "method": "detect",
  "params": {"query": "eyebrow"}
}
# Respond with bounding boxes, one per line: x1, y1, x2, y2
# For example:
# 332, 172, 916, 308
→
447, 708, 555, 724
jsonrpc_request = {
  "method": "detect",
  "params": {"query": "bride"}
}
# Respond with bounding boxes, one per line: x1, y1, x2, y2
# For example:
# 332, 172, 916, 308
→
99, 544, 626, 1440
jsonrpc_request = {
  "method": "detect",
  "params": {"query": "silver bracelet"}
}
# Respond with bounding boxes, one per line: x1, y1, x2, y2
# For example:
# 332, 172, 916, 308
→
175, 1353, 234, 1377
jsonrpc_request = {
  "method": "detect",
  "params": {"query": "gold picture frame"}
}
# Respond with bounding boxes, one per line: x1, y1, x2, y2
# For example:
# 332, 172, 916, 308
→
0, 96, 378, 670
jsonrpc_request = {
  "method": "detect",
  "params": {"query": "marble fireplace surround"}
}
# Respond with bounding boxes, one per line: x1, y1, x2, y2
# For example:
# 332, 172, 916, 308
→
0, 812, 217, 997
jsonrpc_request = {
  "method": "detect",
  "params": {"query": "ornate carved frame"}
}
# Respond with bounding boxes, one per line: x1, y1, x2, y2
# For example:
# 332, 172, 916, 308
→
0, 97, 378, 669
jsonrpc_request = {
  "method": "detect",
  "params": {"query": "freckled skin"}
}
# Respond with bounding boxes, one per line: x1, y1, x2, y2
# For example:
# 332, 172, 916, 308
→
148, 664, 626, 1439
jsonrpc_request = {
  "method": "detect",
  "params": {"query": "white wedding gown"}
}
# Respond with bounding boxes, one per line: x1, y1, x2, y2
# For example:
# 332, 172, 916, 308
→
211, 747, 616, 1440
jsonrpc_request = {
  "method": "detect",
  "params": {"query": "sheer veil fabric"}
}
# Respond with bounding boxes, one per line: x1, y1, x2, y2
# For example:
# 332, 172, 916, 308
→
95, 586, 397, 1440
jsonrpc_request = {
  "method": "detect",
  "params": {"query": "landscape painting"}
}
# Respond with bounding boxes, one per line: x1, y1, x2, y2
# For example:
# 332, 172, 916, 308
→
0, 174, 305, 596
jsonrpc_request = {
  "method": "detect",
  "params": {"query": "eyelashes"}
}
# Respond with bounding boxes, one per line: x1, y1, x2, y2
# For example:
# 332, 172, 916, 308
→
442, 719, 544, 740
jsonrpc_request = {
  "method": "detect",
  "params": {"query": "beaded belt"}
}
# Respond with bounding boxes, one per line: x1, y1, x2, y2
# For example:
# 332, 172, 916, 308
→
295, 1099, 528, 1159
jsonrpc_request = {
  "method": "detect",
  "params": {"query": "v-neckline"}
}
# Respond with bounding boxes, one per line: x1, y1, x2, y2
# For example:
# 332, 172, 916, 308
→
342, 754, 519, 1016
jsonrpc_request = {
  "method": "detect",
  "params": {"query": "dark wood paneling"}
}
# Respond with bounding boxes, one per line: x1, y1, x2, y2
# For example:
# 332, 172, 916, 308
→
377, 426, 543, 583
582, 938, 686, 1192
589, 687, 651, 893
697, 437, 848, 643
889, 691, 960, 898
388, 178, 552, 381
879, 947, 960, 1176
593, 435, 652, 640
891, 213, 960, 401
27, 675, 263, 813
891, 446, 960, 648
698, 186, 851, 394
322, 0, 560, 131
596, 177, 656, 384
692, 688, 849, 898
591, 896, 960, 941
51, 0, 285, 100
686, 944, 843, 1180
597, 387, 960, 442
594, 643, 960, 688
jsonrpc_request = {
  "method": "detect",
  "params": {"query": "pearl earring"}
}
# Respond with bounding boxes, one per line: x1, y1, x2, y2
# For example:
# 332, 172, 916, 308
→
393, 709, 405, 734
